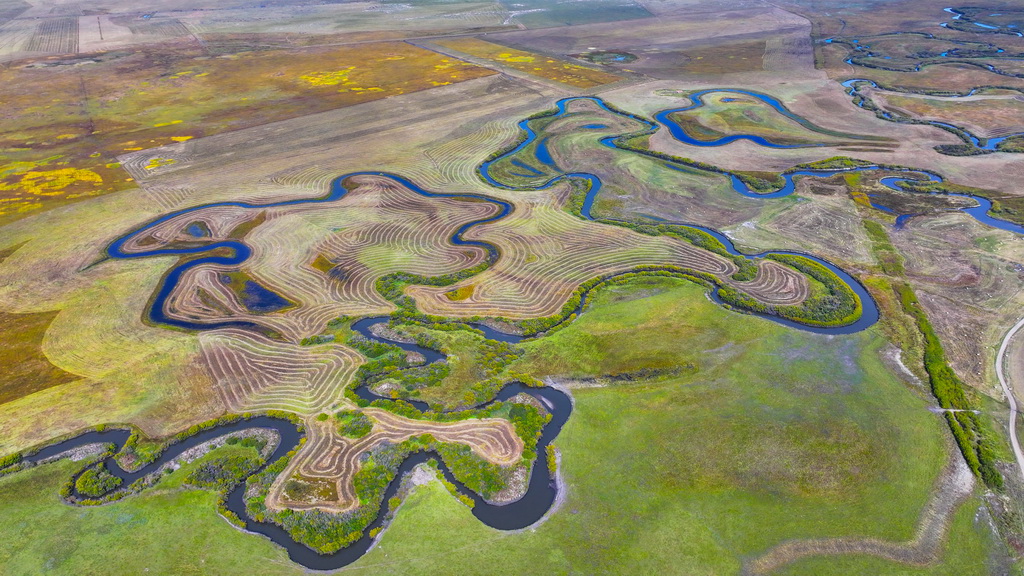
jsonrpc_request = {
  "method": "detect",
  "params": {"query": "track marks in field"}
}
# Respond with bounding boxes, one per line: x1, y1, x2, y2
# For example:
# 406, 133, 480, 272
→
732, 259, 810, 305
746, 454, 974, 574
408, 182, 810, 319
199, 328, 361, 413
24, 16, 78, 53
269, 411, 522, 512
148, 174, 498, 340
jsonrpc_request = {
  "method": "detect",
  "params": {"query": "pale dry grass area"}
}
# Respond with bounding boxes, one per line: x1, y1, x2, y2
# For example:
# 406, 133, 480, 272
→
609, 78, 1024, 198
893, 213, 1024, 394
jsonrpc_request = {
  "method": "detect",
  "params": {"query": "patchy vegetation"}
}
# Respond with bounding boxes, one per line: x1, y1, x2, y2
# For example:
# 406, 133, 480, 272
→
433, 38, 621, 88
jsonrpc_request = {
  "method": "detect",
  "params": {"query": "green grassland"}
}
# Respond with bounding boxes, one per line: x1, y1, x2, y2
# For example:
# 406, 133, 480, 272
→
665, 91, 884, 147
374, 324, 524, 409
0, 276, 995, 574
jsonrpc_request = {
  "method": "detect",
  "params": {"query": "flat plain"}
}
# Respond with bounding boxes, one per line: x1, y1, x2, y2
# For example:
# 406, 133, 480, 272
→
0, 0, 1023, 574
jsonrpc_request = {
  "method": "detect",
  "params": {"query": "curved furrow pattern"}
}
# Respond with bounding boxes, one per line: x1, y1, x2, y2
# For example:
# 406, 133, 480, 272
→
199, 328, 362, 413
730, 259, 811, 305
270, 411, 522, 513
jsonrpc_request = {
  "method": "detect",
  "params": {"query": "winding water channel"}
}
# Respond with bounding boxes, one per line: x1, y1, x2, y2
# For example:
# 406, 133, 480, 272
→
12, 348, 571, 570
842, 78, 1024, 153
13, 91, 1023, 569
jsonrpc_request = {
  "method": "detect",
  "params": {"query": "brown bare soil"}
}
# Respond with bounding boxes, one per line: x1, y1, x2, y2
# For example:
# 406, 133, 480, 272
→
0, 310, 81, 404
678, 40, 767, 74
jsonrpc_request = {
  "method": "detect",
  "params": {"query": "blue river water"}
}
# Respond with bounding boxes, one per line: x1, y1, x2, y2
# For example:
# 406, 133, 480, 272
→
478, 95, 883, 334
10, 334, 570, 570
841, 79, 1024, 150
653, 88, 832, 149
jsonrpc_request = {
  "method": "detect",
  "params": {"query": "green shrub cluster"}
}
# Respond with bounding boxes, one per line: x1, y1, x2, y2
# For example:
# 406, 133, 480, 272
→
863, 220, 905, 276
435, 443, 506, 498
793, 156, 873, 170
299, 333, 336, 346
546, 445, 558, 479
187, 454, 263, 490
225, 435, 267, 451
336, 411, 373, 438
764, 254, 862, 326
0, 452, 22, 470
74, 465, 122, 497
895, 283, 1003, 489
375, 258, 495, 308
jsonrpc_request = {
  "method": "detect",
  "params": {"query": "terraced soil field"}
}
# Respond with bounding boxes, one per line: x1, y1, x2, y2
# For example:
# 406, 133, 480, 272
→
2, 0, 1024, 573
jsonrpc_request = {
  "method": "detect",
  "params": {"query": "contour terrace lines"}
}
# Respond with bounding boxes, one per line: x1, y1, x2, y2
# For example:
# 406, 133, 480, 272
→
730, 258, 811, 305
140, 173, 500, 341
199, 328, 362, 414
269, 412, 523, 513
407, 185, 812, 319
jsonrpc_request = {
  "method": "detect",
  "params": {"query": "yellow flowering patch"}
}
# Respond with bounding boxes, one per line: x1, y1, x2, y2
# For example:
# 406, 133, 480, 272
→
433, 38, 621, 88
497, 53, 534, 63
0, 163, 108, 216
19, 169, 102, 196
145, 157, 177, 170
0, 165, 103, 199
0, 41, 496, 222
300, 67, 357, 87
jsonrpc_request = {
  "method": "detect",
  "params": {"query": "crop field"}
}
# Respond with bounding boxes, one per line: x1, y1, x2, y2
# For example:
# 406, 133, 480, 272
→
431, 37, 622, 88
677, 40, 769, 74
1, 0, 1024, 573
0, 41, 494, 223
24, 16, 78, 53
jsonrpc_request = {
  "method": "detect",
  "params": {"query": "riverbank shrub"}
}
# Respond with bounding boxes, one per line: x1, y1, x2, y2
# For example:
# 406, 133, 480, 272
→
793, 156, 874, 170
546, 445, 557, 479
187, 454, 263, 490
336, 411, 373, 438
0, 452, 22, 470
895, 282, 1003, 489
74, 465, 122, 497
